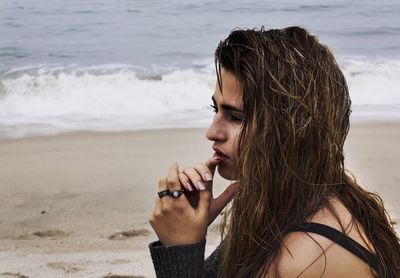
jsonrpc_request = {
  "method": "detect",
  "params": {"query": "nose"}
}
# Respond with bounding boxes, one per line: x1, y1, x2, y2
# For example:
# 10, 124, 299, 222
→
206, 115, 226, 143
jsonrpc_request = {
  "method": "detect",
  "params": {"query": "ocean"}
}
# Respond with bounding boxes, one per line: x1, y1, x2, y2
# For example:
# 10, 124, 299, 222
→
1, 0, 399, 138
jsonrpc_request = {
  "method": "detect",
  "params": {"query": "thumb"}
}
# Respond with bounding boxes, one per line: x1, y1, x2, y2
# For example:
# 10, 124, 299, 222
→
205, 156, 219, 176
208, 182, 238, 225
198, 182, 213, 213
198, 156, 219, 211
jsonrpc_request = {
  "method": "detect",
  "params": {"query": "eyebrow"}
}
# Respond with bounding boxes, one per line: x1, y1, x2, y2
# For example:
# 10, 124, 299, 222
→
212, 96, 243, 113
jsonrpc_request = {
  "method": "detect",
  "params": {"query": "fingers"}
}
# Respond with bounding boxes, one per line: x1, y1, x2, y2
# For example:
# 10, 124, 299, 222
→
182, 167, 207, 191
169, 158, 221, 218
180, 157, 218, 191
158, 178, 167, 191
166, 163, 182, 191
205, 156, 219, 176
208, 182, 238, 224
158, 163, 187, 203
151, 162, 209, 246
194, 162, 214, 182
198, 186, 212, 215
196, 158, 218, 209
178, 172, 194, 191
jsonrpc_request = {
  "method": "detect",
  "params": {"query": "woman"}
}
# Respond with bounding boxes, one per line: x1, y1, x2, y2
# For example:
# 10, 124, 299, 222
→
149, 27, 400, 277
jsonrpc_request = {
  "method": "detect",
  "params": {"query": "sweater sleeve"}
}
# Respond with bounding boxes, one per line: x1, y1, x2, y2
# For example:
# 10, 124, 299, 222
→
149, 239, 220, 278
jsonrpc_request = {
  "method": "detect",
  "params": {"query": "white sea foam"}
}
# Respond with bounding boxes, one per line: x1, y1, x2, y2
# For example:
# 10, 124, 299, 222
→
0, 58, 399, 138
340, 58, 400, 120
0, 65, 216, 138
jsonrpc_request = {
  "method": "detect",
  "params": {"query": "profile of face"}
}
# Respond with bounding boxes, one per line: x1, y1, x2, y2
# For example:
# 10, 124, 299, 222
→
206, 69, 243, 180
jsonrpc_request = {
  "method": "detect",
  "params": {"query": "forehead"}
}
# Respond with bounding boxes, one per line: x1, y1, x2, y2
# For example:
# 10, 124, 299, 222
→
214, 69, 243, 107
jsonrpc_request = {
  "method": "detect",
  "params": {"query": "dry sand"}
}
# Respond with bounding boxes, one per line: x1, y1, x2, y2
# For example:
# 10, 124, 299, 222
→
0, 123, 399, 277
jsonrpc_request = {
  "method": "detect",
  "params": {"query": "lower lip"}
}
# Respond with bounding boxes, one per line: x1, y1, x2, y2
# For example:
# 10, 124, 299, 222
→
213, 152, 229, 161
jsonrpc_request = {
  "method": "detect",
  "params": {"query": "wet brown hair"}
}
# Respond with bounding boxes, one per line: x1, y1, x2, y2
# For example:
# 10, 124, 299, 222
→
215, 27, 400, 277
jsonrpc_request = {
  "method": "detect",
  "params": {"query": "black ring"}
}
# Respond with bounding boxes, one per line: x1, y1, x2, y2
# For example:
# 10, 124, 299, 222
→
158, 189, 170, 198
169, 189, 185, 199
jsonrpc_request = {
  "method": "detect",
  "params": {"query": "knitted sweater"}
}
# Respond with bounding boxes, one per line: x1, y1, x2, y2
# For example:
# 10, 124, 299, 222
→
149, 239, 220, 278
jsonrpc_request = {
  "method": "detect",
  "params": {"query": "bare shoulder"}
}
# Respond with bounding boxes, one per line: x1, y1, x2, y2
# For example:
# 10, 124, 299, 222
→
267, 198, 376, 277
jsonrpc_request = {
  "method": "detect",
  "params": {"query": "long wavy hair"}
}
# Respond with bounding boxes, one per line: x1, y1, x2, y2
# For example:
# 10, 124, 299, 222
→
215, 27, 400, 277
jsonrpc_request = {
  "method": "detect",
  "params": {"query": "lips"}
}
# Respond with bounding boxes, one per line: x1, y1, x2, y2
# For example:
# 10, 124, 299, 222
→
212, 146, 230, 161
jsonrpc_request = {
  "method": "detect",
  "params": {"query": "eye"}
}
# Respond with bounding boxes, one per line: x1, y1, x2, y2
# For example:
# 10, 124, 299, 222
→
228, 114, 243, 122
210, 104, 218, 113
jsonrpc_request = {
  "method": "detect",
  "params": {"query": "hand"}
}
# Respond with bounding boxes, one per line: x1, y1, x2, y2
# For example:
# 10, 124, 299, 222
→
149, 163, 210, 246
178, 157, 237, 225
149, 159, 237, 246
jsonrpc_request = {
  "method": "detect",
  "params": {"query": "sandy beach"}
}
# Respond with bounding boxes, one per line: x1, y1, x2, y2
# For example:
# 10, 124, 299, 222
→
0, 123, 399, 277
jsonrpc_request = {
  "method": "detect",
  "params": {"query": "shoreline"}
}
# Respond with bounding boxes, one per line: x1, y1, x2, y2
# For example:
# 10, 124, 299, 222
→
0, 123, 399, 277
1, 118, 400, 141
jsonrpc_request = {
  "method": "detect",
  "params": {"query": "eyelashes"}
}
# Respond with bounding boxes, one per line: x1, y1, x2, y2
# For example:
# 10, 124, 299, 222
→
228, 114, 243, 122
210, 104, 243, 122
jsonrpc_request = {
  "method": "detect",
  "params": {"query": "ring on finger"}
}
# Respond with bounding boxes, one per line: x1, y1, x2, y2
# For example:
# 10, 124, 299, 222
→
169, 189, 185, 199
158, 189, 170, 198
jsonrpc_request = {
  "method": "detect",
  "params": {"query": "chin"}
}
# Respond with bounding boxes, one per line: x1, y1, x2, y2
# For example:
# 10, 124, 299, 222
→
217, 164, 236, 180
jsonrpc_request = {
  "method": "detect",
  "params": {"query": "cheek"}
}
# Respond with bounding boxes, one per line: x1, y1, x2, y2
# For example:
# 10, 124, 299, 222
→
229, 125, 241, 158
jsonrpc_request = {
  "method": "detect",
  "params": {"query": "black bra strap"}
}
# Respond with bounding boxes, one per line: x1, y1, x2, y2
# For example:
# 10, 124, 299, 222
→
290, 222, 378, 272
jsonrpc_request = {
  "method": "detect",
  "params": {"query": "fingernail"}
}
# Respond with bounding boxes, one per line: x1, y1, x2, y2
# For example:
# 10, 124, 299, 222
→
185, 182, 193, 191
205, 173, 212, 181
197, 181, 206, 190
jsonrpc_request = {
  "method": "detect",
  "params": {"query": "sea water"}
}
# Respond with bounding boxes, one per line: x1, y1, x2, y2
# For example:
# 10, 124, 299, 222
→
0, 0, 399, 138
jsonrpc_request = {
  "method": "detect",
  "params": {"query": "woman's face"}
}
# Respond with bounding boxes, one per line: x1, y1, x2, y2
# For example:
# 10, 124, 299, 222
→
206, 69, 243, 180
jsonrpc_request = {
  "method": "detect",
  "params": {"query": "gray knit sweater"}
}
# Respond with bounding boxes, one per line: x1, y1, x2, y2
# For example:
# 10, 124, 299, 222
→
149, 239, 221, 278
